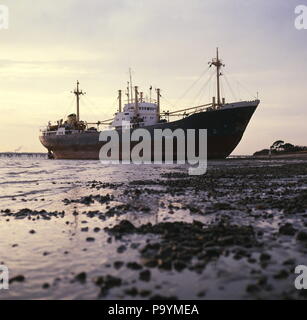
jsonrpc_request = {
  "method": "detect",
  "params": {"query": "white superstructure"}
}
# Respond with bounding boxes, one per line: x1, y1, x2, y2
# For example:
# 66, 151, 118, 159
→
112, 102, 159, 128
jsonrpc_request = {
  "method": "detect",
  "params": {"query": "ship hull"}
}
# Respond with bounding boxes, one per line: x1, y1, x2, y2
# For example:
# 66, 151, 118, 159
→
40, 102, 259, 160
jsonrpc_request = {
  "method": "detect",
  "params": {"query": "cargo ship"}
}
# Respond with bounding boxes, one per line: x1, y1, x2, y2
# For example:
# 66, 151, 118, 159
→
39, 49, 260, 160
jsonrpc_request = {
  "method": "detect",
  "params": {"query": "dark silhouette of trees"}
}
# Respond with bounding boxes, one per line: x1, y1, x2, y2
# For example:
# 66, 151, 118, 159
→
254, 140, 307, 156
270, 140, 284, 151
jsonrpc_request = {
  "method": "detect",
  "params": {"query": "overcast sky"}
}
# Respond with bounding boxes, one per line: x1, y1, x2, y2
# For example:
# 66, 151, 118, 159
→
0, 0, 306, 154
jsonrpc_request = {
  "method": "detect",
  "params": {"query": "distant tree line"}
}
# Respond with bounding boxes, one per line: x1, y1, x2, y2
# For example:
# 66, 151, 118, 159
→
253, 140, 307, 156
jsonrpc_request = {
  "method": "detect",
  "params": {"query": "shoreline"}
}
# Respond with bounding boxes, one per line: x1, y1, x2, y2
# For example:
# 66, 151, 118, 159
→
252, 152, 307, 160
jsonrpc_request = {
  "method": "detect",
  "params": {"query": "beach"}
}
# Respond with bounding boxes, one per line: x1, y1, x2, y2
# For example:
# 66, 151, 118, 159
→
0, 156, 307, 300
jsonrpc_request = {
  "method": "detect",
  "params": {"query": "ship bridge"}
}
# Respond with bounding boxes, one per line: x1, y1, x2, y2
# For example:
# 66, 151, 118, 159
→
112, 102, 159, 128
111, 83, 162, 129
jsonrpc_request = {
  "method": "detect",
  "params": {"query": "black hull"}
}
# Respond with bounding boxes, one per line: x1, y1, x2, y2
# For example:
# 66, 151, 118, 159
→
40, 103, 259, 160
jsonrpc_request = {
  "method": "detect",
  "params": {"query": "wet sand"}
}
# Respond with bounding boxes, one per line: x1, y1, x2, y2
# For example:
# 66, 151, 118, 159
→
0, 158, 307, 300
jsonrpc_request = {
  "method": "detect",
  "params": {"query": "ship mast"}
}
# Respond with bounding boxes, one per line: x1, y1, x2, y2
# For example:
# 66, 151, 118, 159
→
156, 88, 161, 122
134, 86, 139, 117
127, 82, 130, 104
73, 81, 86, 122
118, 90, 122, 113
129, 68, 134, 104
210, 48, 224, 107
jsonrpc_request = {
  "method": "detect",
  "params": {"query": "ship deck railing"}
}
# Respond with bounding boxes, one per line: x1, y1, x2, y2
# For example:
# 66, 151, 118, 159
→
40, 129, 101, 136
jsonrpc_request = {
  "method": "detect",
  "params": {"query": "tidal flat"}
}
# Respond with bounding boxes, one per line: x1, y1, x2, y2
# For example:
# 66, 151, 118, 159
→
0, 157, 307, 299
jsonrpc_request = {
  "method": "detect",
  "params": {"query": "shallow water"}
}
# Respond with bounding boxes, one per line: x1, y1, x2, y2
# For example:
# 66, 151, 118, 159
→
0, 156, 306, 300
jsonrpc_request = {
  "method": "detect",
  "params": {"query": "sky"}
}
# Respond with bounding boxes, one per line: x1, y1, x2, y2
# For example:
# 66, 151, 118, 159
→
0, 0, 306, 154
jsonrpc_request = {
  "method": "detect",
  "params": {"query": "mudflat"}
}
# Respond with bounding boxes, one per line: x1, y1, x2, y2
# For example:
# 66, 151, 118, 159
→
0, 157, 306, 299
